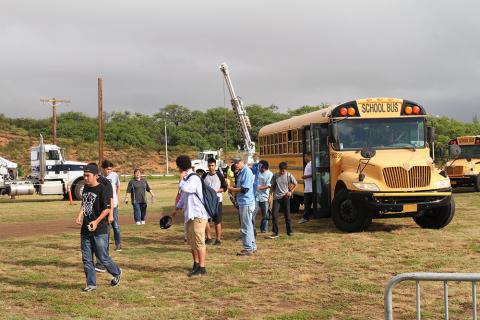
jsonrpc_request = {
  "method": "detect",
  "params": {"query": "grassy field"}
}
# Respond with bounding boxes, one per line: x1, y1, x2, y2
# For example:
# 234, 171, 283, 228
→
1, 182, 480, 319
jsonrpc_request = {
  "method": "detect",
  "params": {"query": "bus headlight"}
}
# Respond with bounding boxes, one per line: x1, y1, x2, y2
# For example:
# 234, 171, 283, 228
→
434, 179, 451, 189
352, 182, 380, 191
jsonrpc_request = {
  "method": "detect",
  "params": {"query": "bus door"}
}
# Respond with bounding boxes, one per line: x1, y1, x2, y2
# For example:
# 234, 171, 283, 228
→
303, 124, 330, 217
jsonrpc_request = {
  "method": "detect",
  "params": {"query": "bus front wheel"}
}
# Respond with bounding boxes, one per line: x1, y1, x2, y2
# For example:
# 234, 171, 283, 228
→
475, 176, 480, 192
332, 189, 372, 232
413, 197, 455, 229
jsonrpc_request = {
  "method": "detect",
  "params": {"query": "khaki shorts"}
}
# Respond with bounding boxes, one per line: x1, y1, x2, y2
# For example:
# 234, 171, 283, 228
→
186, 218, 208, 250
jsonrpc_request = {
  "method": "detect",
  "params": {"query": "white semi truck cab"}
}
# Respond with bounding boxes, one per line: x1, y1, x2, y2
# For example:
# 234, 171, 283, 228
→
0, 135, 86, 200
192, 149, 224, 174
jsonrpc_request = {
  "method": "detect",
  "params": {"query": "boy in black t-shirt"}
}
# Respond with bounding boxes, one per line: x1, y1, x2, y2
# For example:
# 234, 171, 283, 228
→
75, 164, 122, 292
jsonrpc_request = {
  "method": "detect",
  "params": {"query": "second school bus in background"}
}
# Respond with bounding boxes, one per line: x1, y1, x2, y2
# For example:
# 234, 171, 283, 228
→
258, 97, 454, 232
445, 135, 480, 191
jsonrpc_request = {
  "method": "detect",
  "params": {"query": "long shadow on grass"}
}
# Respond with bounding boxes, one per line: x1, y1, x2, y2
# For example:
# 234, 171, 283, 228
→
289, 215, 410, 234
0, 276, 79, 290
0, 198, 65, 204
4, 258, 187, 274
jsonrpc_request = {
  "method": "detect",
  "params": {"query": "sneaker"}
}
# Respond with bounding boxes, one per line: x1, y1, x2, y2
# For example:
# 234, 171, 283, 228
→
188, 262, 199, 276
188, 267, 207, 277
287, 232, 294, 236
236, 249, 252, 256
81, 285, 97, 293
260, 230, 267, 233
95, 263, 106, 273
111, 269, 122, 287
298, 218, 309, 224
268, 233, 279, 239
214, 239, 222, 246
205, 238, 213, 245
135, 221, 141, 225
115, 245, 123, 252
141, 221, 146, 225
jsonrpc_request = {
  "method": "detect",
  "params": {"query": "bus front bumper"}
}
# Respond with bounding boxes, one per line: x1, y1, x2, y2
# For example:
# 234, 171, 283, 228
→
450, 175, 478, 187
349, 190, 452, 216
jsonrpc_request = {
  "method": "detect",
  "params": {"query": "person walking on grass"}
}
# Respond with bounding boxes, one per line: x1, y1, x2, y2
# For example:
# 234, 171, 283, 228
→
254, 160, 273, 233
101, 160, 122, 251
75, 164, 121, 292
167, 155, 209, 277
228, 157, 256, 256
125, 168, 154, 225
298, 152, 313, 224
270, 162, 298, 238
86, 162, 114, 274
202, 158, 227, 246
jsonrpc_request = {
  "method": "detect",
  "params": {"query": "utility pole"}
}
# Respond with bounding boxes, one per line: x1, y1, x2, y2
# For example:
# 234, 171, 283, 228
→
40, 97, 70, 145
98, 78, 104, 165
164, 112, 169, 175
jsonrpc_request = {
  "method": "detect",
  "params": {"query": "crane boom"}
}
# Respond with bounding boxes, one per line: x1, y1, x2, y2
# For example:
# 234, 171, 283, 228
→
219, 63, 256, 164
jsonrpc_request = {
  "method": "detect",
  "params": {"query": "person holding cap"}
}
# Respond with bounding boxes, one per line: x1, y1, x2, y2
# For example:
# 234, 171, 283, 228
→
75, 164, 122, 292
167, 155, 210, 277
228, 157, 256, 256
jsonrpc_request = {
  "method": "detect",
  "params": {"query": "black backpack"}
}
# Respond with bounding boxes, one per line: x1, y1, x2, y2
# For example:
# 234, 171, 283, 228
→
186, 173, 219, 219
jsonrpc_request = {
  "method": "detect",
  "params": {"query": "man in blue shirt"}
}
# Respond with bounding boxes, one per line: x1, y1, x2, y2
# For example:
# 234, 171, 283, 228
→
254, 160, 273, 233
228, 157, 256, 256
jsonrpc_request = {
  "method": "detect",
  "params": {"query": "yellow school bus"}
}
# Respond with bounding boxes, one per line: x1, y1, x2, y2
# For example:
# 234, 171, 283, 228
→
258, 97, 454, 232
445, 136, 480, 191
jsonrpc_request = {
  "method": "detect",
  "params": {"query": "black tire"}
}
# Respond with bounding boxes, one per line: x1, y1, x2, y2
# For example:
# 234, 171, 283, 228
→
332, 189, 372, 232
413, 197, 455, 229
196, 169, 205, 176
73, 179, 85, 200
475, 176, 480, 192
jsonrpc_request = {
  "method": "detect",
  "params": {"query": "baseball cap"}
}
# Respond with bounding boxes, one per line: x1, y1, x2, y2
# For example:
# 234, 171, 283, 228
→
232, 157, 242, 164
84, 164, 99, 175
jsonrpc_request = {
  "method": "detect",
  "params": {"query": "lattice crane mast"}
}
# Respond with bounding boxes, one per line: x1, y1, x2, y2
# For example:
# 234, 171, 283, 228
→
219, 63, 255, 164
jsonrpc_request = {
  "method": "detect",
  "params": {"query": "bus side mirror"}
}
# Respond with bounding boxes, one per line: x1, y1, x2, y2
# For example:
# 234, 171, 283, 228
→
448, 144, 461, 158
427, 126, 435, 144
329, 124, 339, 144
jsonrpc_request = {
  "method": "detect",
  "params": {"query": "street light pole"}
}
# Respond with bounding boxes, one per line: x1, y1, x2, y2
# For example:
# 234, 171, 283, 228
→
164, 113, 169, 175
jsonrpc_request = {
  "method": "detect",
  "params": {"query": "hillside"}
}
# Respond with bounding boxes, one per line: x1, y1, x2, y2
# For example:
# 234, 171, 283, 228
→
0, 129, 177, 175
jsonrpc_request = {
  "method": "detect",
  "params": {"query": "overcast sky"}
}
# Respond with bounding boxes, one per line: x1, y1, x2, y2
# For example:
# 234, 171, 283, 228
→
1, 0, 479, 121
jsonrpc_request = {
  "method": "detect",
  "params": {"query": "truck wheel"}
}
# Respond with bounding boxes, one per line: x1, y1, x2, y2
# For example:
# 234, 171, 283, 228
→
73, 180, 85, 200
475, 176, 480, 192
413, 197, 455, 229
332, 189, 372, 232
196, 169, 205, 176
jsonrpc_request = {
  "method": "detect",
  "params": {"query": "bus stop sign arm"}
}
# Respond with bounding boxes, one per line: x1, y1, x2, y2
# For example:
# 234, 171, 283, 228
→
219, 63, 256, 164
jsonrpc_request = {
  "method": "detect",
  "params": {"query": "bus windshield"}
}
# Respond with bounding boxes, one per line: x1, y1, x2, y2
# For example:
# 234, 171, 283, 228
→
336, 118, 426, 150
453, 145, 480, 159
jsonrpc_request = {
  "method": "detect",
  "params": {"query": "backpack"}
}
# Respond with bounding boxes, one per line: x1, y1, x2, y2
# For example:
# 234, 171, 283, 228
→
186, 173, 219, 219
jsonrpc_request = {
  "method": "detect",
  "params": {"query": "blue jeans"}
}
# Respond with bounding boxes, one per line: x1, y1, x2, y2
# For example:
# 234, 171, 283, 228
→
132, 202, 147, 222
254, 201, 269, 233
111, 206, 121, 246
239, 203, 256, 251
81, 233, 121, 286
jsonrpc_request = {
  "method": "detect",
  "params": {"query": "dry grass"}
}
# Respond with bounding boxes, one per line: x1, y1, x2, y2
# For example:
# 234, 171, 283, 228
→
0, 185, 480, 319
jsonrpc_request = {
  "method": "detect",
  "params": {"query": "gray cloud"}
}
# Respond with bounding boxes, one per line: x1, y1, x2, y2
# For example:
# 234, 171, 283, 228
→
0, 0, 479, 120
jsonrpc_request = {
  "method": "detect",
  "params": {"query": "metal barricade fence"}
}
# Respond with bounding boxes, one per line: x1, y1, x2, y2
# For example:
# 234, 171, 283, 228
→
384, 272, 480, 320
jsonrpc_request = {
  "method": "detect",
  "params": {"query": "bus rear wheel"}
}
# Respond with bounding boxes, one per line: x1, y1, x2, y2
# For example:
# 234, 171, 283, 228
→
413, 197, 455, 229
332, 189, 372, 232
